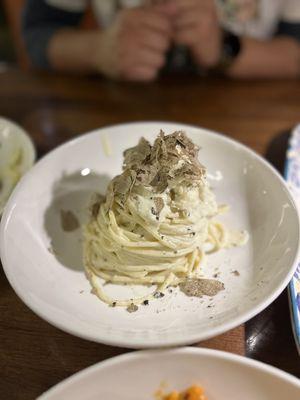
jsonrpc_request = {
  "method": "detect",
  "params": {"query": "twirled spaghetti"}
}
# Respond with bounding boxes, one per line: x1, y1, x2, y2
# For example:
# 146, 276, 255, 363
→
83, 131, 248, 308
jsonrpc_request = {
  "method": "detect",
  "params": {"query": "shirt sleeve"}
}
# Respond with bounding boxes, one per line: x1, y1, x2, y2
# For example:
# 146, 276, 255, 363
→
22, 0, 86, 69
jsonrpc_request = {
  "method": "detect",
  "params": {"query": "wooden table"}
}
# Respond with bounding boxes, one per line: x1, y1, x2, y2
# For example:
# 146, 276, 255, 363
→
0, 67, 300, 399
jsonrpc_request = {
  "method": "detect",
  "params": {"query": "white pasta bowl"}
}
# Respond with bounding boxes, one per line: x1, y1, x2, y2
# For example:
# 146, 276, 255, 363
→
0, 117, 36, 215
0, 122, 299, 348
38, 347, 300, 399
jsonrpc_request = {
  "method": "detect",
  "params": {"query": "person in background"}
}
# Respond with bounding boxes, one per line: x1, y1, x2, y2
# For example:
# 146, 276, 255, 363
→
22, 0, 300, 81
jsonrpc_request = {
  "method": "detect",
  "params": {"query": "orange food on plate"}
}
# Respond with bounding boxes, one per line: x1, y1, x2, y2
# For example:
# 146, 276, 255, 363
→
163, 385, 207, 400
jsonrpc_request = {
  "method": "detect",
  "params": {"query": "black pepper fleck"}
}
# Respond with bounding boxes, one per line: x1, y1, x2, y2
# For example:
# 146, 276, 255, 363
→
154, 292, 165, 299
143, 300, 149, 306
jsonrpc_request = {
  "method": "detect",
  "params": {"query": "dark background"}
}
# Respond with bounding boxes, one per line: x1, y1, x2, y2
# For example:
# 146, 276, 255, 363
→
0, 5, 15, 63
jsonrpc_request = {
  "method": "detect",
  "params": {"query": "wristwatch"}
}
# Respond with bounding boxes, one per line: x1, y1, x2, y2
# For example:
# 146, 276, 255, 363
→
212, 30, 242, 74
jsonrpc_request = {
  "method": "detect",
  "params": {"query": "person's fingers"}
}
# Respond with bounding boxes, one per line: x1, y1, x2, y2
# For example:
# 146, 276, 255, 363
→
139, 28, 171, 52
152, 1, 178, 17
174, 9, 202, 29
119, 38, 166, 70
174, 5, 219, 41
136, 48, 166, 69
133, 9, 172, 35
122, 65, 158, 81
121, 46, 165, 71
170, 0, 213, 14
174, 26, 197, 46
119, 8, 172, 36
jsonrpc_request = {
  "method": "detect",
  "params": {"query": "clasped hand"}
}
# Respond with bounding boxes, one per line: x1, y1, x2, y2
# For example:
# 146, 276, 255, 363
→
96, 0, 222, 81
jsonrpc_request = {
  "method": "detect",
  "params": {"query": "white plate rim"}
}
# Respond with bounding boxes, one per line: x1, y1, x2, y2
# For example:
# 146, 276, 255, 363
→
1, 121, 299, 348
0, 116, 36, 215
37, 346, 300, 399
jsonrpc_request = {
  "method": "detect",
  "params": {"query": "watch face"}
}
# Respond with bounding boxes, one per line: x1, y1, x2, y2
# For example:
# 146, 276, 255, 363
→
211, 31, 242, 73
